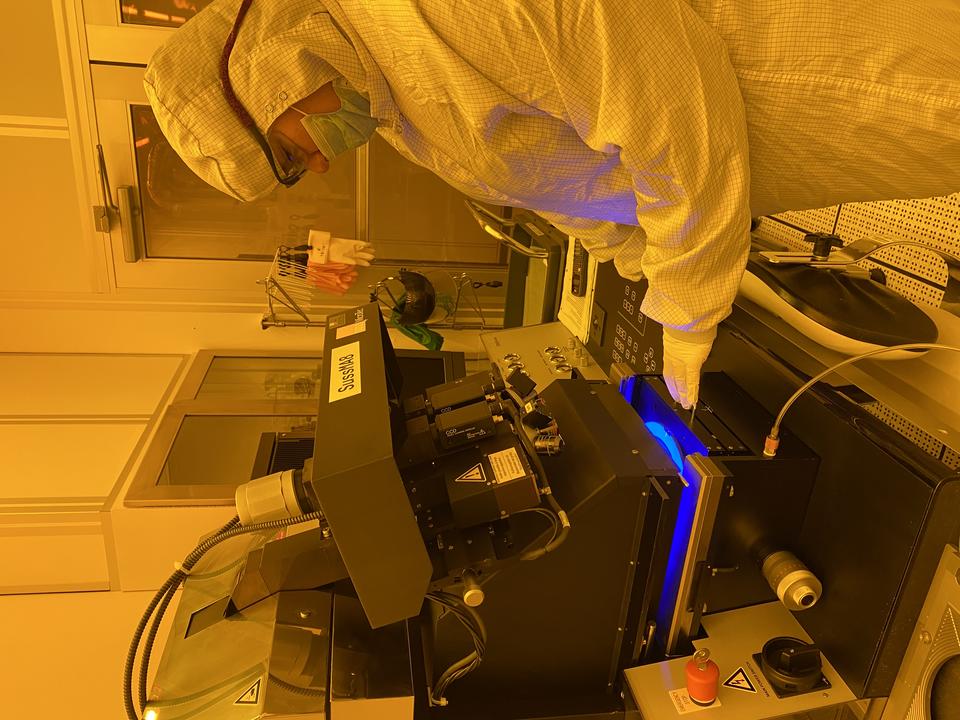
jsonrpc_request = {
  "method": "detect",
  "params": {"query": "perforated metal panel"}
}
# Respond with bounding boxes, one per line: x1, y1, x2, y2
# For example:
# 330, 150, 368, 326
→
756, 193, 960, 309
836, 195, 960, 268
755, 215, 812, 251
943, 447, 960, 472
834, 195, 959, 306
857, 259, 946, 309
753, 195, 960, 467
775, 206, 841, 235
863, 403, 945, 460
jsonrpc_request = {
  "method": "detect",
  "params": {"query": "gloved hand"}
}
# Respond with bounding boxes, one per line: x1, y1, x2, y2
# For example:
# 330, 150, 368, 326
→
661, 326, 716, 409
307, 229, 375, 267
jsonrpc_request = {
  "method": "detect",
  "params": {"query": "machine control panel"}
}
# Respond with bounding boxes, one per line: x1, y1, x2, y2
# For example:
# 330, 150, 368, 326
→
624, 602, 855, 719
481, 322, 607, 391
586, 260, 663, 376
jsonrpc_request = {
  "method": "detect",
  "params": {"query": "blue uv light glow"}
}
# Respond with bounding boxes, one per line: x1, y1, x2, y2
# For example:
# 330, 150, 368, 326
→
643, 421, 698, 643
654, 466, 700, 647
618, 376, 707, 653
644, 421, 684, 472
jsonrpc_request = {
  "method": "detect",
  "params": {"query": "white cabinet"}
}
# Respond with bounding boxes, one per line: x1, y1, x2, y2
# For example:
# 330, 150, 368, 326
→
0, 352, 184, 593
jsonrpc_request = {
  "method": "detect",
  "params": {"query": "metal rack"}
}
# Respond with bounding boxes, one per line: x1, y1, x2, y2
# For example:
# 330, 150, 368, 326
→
260, 247, 494, 330
259, 246, 329, 329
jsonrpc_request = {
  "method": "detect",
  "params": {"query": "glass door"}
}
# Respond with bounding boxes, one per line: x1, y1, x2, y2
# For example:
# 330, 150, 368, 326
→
83, 0, 191, 64
87, 51, 508, 323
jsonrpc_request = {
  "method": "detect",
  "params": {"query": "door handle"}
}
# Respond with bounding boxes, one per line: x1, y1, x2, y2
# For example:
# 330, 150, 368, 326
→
464, 200, 548, 259
116, 185, 144, 263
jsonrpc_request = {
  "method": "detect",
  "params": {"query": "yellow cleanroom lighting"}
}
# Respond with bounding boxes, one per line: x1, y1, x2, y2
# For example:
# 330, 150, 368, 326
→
144, 710, 158, 720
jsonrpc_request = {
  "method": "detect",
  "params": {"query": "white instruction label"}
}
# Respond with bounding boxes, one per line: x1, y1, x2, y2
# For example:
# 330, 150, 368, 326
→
667, 688, 720, 714
487, 447, 525, 484
329, 341, 361, 402
336, 320, 366, 339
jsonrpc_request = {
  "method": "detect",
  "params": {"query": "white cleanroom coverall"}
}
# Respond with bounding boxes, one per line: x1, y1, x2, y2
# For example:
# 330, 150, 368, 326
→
144, 0, 960, 404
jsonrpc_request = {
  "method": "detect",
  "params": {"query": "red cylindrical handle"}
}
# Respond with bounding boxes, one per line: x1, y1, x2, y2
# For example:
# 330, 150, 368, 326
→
685, 655, 720, 705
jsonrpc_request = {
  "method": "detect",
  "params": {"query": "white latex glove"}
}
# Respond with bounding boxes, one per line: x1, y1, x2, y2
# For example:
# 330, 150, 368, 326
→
661, 326, 716, 409
307, 229, 375, 267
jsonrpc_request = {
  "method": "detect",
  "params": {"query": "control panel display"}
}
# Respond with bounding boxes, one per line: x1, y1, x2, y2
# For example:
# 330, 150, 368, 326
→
586, 261, 663, 376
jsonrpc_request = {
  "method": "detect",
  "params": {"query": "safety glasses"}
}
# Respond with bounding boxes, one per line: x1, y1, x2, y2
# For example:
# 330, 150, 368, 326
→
219, 0, 305, 187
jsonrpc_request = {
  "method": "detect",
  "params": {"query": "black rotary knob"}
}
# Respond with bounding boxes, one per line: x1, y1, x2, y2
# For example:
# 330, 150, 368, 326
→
760, 637, 823, 695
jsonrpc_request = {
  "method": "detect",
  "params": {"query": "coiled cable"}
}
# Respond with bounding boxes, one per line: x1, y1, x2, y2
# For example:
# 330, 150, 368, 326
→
123, 512, 323, 720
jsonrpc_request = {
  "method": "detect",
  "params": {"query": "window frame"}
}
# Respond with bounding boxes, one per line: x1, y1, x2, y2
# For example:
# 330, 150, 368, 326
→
125, 349, 324, 507
124, 348, 466, 507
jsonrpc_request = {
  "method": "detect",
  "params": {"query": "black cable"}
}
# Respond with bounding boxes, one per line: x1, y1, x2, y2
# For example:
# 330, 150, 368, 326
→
541, 492, 571, 552
436, 601, 485, 651
135, 516, 242, 712
124, 515, 240, 719
138, 582, 178, 711
427, 595, 485, 651
428, 593, 486, 705
513, 507, 560, 543
426, 592, 486, 706
123, 515, 240, 720
501, 402, 571, 560
124, 513, 321, 720
124, 575, 183, 720
267, 673, 327, 698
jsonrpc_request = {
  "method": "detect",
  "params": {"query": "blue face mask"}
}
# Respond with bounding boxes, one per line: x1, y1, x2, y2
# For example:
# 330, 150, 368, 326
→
294, 79, 379, 162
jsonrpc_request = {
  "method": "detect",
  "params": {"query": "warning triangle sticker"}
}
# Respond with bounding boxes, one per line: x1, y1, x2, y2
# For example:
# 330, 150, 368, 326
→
455, 464, 486, 483
722, 668, 756, 693
235, 678, 262, 705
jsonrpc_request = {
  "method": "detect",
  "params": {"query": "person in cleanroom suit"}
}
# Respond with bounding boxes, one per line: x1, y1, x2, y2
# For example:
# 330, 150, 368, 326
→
144, 0, 960, 408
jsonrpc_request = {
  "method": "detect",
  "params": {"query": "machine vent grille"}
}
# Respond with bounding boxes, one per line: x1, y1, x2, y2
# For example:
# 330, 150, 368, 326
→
270, 435, 315, 473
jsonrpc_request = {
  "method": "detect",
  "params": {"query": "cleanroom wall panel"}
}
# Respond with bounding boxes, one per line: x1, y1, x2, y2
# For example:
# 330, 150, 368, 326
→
0, 531, 109, 593
0, 135, 95, 293
761, 192, 960, 311
0, 2, 66, 117
0, 422, 145, 500
0, 354, 182, 417
0, 588, 167, 719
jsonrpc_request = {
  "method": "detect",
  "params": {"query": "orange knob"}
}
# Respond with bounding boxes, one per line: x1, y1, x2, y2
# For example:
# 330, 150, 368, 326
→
685, 648, 719, 706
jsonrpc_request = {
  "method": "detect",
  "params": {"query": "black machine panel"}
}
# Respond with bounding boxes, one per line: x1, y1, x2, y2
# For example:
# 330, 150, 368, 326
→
427, 379, 682, 716
310, 304, 434, 629
303, 303, 690, 718
590, 262, 960, 699
709, 311, 960, 698
586, 260, 664, 375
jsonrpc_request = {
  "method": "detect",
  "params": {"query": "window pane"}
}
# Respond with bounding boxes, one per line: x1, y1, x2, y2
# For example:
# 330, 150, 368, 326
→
159, 415, 314, 486
197, 357, 323, 400
368, 134, 505, 266
120, 0, 213, 28
131, 104, 356, 260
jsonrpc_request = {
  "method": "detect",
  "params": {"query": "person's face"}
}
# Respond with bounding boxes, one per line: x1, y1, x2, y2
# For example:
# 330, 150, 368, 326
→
266, 81, 341, 175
